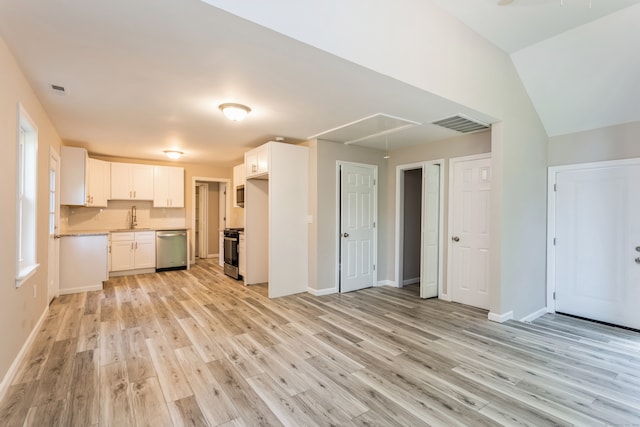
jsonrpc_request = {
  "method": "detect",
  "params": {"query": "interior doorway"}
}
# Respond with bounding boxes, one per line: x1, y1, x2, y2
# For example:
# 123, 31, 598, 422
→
191, 177, 230, 267
47, 148, 60, 303
395, 161, 444, 299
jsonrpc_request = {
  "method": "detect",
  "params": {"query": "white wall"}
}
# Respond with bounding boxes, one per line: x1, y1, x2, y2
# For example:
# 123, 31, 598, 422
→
549, 121, 640, 166
209, 0, 549, 319
0, 37, 63, 385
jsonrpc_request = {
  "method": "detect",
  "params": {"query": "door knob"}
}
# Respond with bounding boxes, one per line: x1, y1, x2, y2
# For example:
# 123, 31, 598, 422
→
452, 236, 460, 242
343, 232, 349, 238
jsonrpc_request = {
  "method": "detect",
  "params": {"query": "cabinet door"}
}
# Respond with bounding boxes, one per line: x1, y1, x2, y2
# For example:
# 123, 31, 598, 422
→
168, 167, 184, 207
110, 240, 134, 271
257, 145, 269, 174
87, 158, 110, 207
131, 164, 154, 200
134, 232, 156, 268
60, 146, 88, 205
110, 162, 132, 199
245, 150, 258, 178
233, 164, 244, 207
153, 166, 170, 207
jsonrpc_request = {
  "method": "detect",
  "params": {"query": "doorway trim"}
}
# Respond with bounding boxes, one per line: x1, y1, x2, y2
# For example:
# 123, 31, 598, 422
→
191, 176, 231, 266
546, 156, 640, 314
47, 147, 61, 303
447, 152, 492, 305
394, 160, 445, 298
336, 161, 378, 292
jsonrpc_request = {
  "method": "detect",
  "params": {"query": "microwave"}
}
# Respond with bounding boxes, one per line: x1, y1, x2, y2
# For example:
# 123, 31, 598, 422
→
236, 185, 245, 207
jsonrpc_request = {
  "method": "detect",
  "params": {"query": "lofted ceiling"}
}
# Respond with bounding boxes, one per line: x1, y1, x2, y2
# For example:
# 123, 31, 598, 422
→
0, 0, 638, 166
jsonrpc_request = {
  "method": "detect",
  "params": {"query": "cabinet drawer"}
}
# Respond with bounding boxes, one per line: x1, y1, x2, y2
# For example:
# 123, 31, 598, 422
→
111, 232, 134, 241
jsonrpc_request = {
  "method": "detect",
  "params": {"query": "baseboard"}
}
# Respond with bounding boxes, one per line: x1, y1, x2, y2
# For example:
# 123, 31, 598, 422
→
0, 304, 49, 402
519, 307, 547, 323
307, 287, 337, 296
376, 280, 399, 287
488, 310, 514, 323
402, 277, 420, 286
207, 253, 219, 259
58, 284, 103, 295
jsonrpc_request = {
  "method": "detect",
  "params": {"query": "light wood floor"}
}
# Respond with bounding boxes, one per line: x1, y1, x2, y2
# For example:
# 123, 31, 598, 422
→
1, 259, 640, 426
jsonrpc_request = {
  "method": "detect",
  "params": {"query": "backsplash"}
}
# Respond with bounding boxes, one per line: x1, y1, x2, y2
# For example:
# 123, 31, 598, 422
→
61, 200, 187, 232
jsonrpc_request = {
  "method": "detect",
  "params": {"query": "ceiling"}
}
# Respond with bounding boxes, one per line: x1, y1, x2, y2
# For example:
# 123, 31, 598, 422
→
0, 0, 638, 166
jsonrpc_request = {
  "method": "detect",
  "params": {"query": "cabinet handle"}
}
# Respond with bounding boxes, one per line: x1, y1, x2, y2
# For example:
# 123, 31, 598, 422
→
252, 164, 257, 173
135, 242, 138, 250
134, 190, 136, 198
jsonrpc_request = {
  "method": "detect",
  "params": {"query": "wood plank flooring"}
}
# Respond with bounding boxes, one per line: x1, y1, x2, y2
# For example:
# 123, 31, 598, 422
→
2, 259, 640, 426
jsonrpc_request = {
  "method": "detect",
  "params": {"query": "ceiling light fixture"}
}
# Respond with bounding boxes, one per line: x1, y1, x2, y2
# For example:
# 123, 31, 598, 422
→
163, 150, 183, 160
219, 103, 251, 122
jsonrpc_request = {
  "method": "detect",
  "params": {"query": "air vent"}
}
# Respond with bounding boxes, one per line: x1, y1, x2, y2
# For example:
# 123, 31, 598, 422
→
51, 84, 66, 95
432, 114, 489, 133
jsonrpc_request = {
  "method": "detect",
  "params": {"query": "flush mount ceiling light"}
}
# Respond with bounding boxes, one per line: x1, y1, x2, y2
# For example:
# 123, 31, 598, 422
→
219, 103, 251, 122
163, 150, 183, 160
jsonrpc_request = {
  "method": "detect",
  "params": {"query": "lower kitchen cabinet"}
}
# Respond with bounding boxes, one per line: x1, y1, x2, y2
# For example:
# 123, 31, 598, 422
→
110, 230, 156, 274
59, 234, 108, 294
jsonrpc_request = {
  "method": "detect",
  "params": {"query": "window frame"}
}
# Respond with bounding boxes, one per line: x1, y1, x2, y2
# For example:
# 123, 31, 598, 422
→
15, 103, 39, 287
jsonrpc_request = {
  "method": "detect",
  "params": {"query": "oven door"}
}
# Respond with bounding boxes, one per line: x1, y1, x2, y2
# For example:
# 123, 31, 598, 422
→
223, 236, 238, 266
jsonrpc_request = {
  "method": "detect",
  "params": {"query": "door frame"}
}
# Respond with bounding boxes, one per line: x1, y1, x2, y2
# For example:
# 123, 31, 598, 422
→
191, 176, 231, 266
546, 157, 640, 313
394, 160, 445, 297
447, 153, 492, 304
48, 147, 61, 303
336, 161, 378, 292
196, 183, 209, 259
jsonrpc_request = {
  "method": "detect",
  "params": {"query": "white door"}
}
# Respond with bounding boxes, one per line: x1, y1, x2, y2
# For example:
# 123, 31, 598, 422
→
340, 163, 377, 293
48, 149, 60, 303
554, 163, 640, 329
449, 156, 491, 309
421, 164, 440, 299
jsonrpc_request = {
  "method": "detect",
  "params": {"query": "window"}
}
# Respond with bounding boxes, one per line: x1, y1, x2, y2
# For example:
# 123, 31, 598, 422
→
16, 104, 38, 287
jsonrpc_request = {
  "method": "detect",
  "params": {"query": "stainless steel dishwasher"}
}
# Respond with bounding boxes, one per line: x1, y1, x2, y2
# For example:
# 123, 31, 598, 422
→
156, 230, 188, 271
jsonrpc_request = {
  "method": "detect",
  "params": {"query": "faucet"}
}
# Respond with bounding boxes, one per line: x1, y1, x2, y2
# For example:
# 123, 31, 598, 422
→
130, 205, 137, 229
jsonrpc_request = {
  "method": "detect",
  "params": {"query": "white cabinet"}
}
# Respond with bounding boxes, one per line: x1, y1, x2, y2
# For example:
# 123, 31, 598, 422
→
60, 146, 110, 207
244, 144, 269, 179
61, 146, 88, 206
87, 158, 110, 207
110, 231, 156, 272
59, 234, 108, 294
245, 142, 309, 298
233, 164, 245, 208
239, 232, 245, 277
110, 162, 154, 200
153, 165, 184, 207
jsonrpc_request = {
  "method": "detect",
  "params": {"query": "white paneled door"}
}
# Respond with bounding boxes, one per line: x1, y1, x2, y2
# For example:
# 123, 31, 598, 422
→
554, 162, 640, 330
421, 164, 440, 299
48, 149, 60, 303
450, 156, 491, 310
340, 163, 377, 293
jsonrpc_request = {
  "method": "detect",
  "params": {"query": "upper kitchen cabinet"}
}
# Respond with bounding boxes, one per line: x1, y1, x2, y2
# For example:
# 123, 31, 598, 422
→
110, 162, 154, 200
153, 165, 184, 208
60, 146, 110, 207
233, 164, 245, 208
245, 143, 269, 179
87, 158, 110, 207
